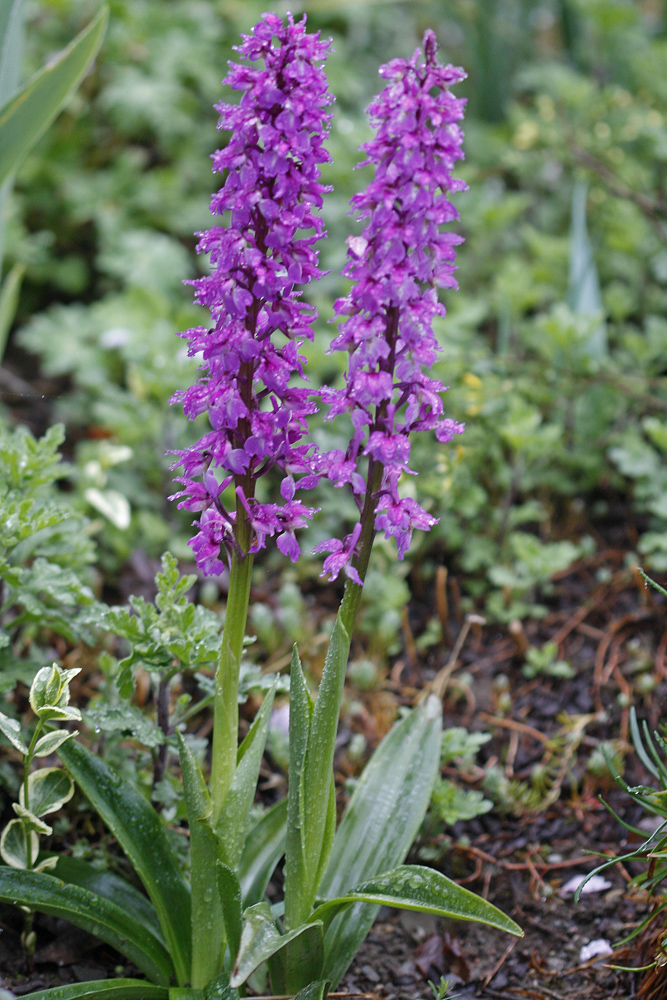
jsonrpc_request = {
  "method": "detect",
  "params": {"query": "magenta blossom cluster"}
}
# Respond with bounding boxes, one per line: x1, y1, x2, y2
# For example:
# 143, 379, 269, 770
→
170, 13, 333, 575
314, 31, 466, 582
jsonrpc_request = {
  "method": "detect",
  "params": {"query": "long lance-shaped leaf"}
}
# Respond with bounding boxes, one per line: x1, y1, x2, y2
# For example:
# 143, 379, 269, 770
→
0, 0, 23, 103
238, 796, 287, 907
319, 694, 442, 987
215, 683, 277, 869
298, 617, 350, 910
230, 901, 322, 989
0, 6, 108, 188
216, 861, 242, 965
59, 739, 192, 985
284, 644, 338, 932
24, 981, 169, 1000
178, 734, 225, 988
54, 855, 166, 946
268, 922, 324, 996
0, 0, 23, 279
284, 645, 314, 929
0, 262, 24, 361
0, 867, 174, 983
567, 181, 607, 358
311, 865, 523, 935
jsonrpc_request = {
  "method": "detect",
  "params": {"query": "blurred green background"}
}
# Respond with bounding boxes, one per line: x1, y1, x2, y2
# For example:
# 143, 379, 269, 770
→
3, 0, 667, 633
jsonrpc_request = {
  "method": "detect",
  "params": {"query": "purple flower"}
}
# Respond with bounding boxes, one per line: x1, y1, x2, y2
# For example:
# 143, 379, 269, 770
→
170, 13, 333, 573
312, 523, 363, 586
317, 30, 466, 578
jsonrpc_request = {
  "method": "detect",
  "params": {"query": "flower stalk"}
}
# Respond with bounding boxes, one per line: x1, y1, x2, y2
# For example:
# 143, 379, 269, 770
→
170, 12, 333, 822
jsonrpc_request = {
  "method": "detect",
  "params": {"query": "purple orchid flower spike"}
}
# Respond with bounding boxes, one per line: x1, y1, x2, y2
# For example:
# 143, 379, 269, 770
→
170, 12, 333, 572
317, 29, 466, 584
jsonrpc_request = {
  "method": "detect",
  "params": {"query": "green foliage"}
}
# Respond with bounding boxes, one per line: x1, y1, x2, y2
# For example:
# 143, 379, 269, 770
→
103, 552, 220, 697
0, 423, 97, 691
0, 663, 80, 958
428, 778, 493, 827
0, 7, 108, 189
522, 641, 575, 679
575, 705, 667, 969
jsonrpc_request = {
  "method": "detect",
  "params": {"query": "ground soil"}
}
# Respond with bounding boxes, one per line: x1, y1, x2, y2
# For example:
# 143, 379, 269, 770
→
2, 527, 667, 1000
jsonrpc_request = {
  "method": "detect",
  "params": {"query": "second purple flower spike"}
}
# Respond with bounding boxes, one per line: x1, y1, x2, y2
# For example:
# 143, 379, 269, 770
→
317, 30, 467, 582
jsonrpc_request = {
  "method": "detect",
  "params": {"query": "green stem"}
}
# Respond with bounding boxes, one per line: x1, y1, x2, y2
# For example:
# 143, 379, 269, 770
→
337, 456, 384, 638
21, 718, 42, 971
23, 719, 43, 870
210, 509, 254, 827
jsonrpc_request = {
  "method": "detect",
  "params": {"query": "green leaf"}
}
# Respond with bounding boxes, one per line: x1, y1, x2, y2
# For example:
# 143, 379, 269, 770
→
0, 6, 108, 187
567, 181, 606, 358
292, 981, 330, 1000
54, 856, 166, 946
12, 803, 52, 835
215, 683, 276, 869
202, 976, 238, 1000
33, 729, 75, 757
311, 865, 523, 937
0, 263, 24, 362
0, 710, 28, 754
238, 796, 287, 906
84, 487, 131, 530
84, 703, 165, 750
0, 818, 38, 868
0, 1, 23, 104
267, 922, 325, 995
319, 694, 442, 987
284, 645, 314, 929
230, 902, 322, 990
24, 980, 169, 1000
216, 861, 242, 966
21, 767, 74, 817
30, 664, 79, 717
177, 733, 224, 988
298, 617, 350, 912
0, 867, 175, 983
58, 739, 192, 986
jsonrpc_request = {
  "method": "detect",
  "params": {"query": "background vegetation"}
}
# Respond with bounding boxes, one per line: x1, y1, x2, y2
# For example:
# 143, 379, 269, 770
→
2, 0, 667, 863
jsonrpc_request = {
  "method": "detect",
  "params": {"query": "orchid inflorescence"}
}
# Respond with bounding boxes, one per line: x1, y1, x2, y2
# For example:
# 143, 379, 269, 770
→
171, 15, 465, 587
171, 12, 333, 572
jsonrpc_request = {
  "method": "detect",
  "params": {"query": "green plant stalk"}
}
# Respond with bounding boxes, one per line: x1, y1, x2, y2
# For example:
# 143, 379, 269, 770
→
210, 502, 254, 827
284, 458, 383, 932
337, 456, 383, 638
23, 718, 43, 868
21, 716, 43, 965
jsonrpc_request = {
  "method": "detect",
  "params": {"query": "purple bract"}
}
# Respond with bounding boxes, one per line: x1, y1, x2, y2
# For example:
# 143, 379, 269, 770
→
170, 12, 333, 574
317, 30, 466, 577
